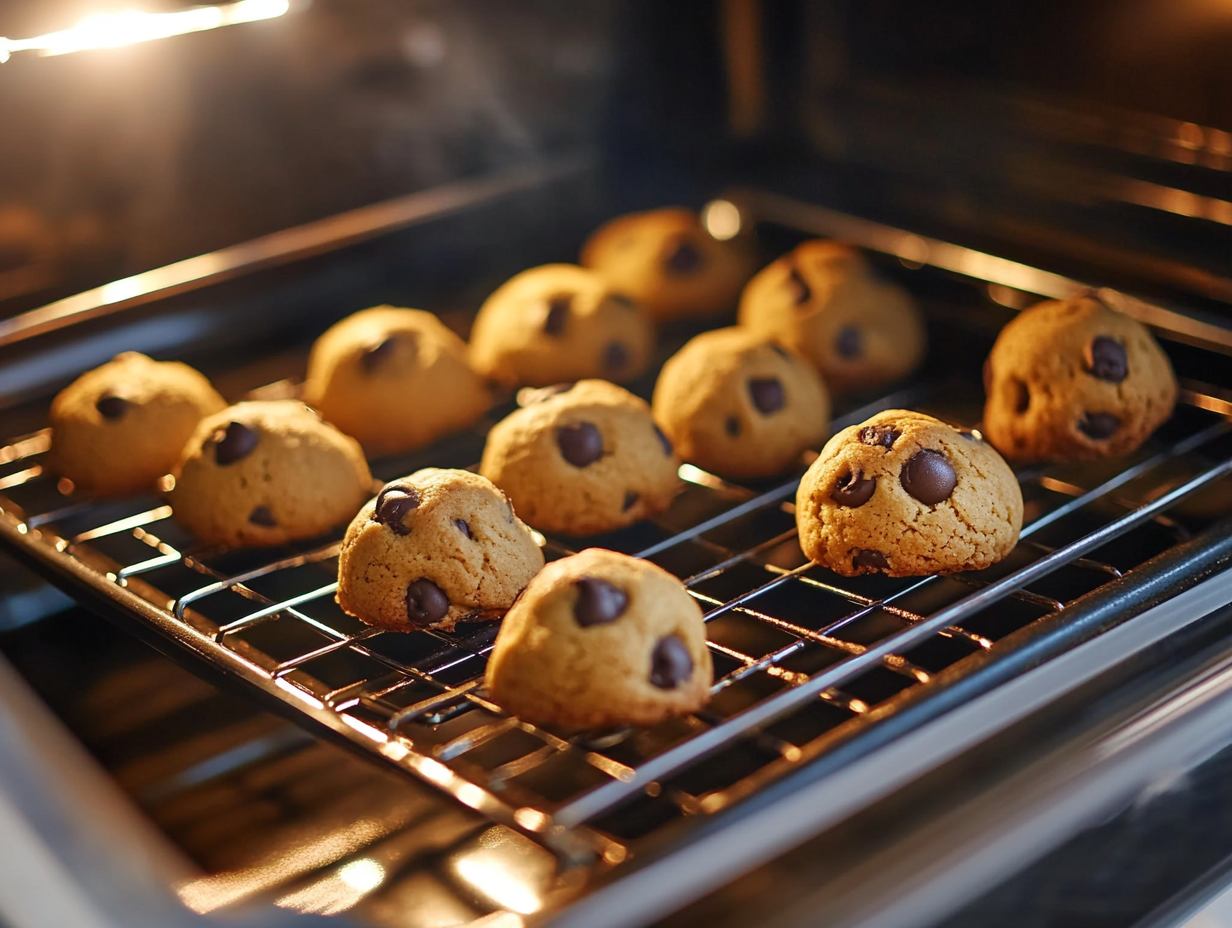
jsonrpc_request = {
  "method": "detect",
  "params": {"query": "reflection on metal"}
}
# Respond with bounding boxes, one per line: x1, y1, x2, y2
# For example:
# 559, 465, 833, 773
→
453, 829, 550, 916
274, 857, 387, 915
0, 0, 289, 61
1114, 177, 1232, 227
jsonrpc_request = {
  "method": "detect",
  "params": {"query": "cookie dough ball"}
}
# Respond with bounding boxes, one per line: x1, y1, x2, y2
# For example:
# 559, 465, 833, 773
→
738, 241, 925, 394
336, 468, 544, 632
469, 264, 654, 387
479, 380, 680, 536
303, 306, 491, 456
652, 328, 830, 479
47, 352, 226, 497
796, 410, 1022, 577
982, 295, 1178, 461
581, 207, 756, 321
485, 548, 712, 728
169, 401, 372, 548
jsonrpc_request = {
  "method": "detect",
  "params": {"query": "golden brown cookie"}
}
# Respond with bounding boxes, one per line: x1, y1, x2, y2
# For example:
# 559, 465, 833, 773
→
796, 410, 1022, 577
469, 264, 654, 387
485, 548, 713, 728
303, 306, 491, 456
737, 241, 925, 394
336, 468, 544, 632
47, 352, 226, 497
652, 327, 830, 479
581, 207, 756, 321
169, 401, 372, 548
982, 295, 1178, 461
478, 380, 680, 536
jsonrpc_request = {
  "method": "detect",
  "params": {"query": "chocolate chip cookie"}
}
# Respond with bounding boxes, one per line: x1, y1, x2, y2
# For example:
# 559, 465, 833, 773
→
469, 264, 654, 388
581, 207, 756, 322
796, 410, 1022, 576
336, 468, 544, 632
982, 294, 1178, 461
652, 327, 830, 479
303, 306, 491, 456
47, 352, 226, 497
169, 401, 372, 548
737, 241, 925, 394
478, 380, 680, 536
485, 548, 712, 728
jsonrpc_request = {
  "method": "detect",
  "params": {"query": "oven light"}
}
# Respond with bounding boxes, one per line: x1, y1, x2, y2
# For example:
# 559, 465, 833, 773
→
702, 199, 743, 240
0, 0, 290, 62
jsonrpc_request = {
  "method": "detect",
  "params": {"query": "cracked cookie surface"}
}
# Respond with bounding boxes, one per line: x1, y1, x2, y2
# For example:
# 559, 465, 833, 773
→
796, 409, 1022, 577
982, 295, 1178, 461
337, 468, 544, 632
485, 548, 712, 728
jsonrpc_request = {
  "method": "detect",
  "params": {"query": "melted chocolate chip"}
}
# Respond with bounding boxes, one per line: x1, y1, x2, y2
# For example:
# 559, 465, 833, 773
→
360, 336, 398, 373
900, 450, 957, 504
211, 421, 258, 466
374, 484, 421, 535
557, 422, 603, 467
406, 578, 449, 625
654, 424, 674, 456
787, 265, 811, 305
831, 470, 876, 507
664, 239, 704, 275
836, 325, 862, 359
749, 378, 785, 415
622, 490, 639, 512
574, 577, 628, 627
1078, 412, 1120, 440
858, 425, 901, 449
852, 549, 888, 571
1087, 336, 1128, 383
725, 416, 741, 437
248, 506, 277, 527
454, 518, 472, 538
95, 395, 130, 420
543, 294, 571, 336
602, 341, 629, 373
650, 635, 693, 689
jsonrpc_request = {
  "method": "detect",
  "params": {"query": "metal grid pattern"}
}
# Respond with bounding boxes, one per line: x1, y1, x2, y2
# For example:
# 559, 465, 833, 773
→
3, 372, 1232, 863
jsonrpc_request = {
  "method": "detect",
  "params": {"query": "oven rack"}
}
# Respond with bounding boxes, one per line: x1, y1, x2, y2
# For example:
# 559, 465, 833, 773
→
2, 376, 1232, 866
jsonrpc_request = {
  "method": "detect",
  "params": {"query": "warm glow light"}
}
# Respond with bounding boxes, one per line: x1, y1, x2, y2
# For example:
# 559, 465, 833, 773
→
454, 856, 542, 915
702, 199, 742, 240
0, 0, 290, 60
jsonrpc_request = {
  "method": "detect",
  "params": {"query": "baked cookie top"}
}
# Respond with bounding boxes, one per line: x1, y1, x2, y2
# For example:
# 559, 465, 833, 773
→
652, 327, 830, 479
485, 547, 713, 728
469, 263, 654, 388
796, 409, 1022, 577
303, 306, 490, 456
982, 295, 1178, 461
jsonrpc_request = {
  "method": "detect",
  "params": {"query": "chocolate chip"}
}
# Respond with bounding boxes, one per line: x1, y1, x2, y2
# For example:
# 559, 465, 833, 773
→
852, 549, 888, 571
622, 490, 639, 511
543, 294, 570, 336
1087, 336, 1128, 383
749, 378, 785, 415
574, 577, 628, 627
650, 635, 693, 689
374, 484, 421, 535
454, 518, 471, 538
608, 292, 637, 308
858, 425, 901, 448
1078, 412, 1120, 439
360, 336, 398, 372
768, 342, 792, 360
248, 505, 277, 527
602, 341, 629, 373
787, 265, 811, 305
406, 578, 449, 625
836, 325, 861, 358
831, 470, 876, 507
654, 424, 673, 456
210, 421, 258, 466
1011, 379, 1030, 414
725, 416, 741, 437
95, 395, 129, 420
557, 422, 603, 467
664, 239, 704, 275
901, 450, 957, 504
